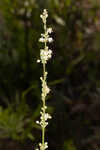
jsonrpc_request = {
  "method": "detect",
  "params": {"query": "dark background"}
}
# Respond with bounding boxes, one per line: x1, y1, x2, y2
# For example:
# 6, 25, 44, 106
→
0, 0, 100, 150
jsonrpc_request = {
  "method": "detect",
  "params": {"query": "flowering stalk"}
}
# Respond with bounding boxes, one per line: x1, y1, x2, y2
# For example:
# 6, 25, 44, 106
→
36, 9, 53, 150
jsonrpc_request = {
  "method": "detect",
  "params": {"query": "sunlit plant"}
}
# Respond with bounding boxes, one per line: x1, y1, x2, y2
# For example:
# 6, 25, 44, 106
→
36, 9, 53, 150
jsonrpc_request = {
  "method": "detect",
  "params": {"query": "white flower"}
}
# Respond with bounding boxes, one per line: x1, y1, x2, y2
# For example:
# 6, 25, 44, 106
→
40, 14, 43, 19
48, 37, 53, 43
43, 9, 48, 18
40, 77, 43, 81
39, 37, 45, 42
45, 85, 50, 94
37, 59, 41, 63
41, 106, 47, 111
40, 50, 48, 62
40, 9, 48, 23
41, 33, 45, 37
47, 28, 53, 34
36, 120, 40, 124
44, 113, 52, 120
40, 49, 52, 63
48, 49, 52, 57
39, 142, 48, 150
44, 142, 48, 149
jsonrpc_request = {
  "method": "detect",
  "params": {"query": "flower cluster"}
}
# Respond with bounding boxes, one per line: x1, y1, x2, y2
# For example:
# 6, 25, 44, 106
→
40, 9, 48, 24
39, 47, 52, 64
36, 112, 51, 128
39, 142, 48, 150
36, 142, 48, 150
36, 9, 53, 150
37, 9, 53, 64
39, 32, 53, 43
40, 76, 50, 99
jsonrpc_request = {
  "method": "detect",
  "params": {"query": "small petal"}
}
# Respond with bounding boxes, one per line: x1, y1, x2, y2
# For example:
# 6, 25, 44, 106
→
37, 59, 41, 63
47, 28, 53, 34
36, 120, 40, 124
40, 14, 43, 19
39, 37, 45, 42
48, 37, 53, 43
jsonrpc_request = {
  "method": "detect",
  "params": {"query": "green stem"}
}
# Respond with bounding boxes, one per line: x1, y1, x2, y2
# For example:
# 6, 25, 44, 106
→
42, 19, 47, 150
42, 63, 46, 149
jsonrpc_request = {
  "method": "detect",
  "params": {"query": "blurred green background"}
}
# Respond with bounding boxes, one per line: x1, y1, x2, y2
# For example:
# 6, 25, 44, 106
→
0, 0, 100, 150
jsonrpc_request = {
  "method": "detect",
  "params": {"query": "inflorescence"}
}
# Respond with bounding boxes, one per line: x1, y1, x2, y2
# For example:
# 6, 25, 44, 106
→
36, 9, 53, 150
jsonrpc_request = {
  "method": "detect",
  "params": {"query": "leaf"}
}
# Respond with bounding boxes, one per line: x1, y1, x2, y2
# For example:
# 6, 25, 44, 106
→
27, 133, 35, 141
53, 14, 66, 26
49, 78, 65, 86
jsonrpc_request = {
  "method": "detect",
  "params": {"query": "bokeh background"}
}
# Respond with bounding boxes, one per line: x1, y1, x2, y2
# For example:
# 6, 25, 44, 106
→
0, 0, 100, 150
